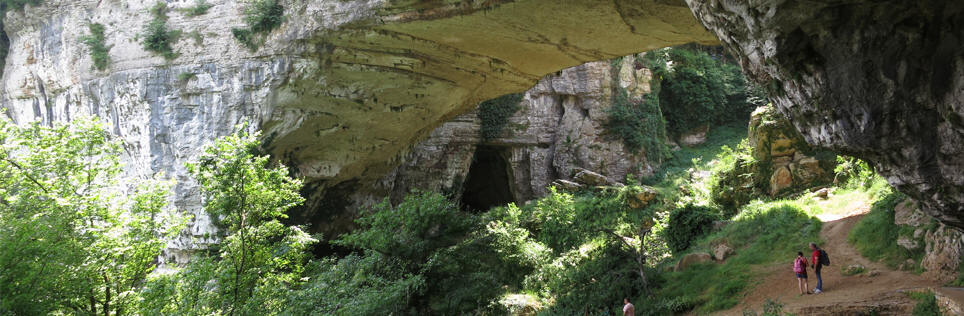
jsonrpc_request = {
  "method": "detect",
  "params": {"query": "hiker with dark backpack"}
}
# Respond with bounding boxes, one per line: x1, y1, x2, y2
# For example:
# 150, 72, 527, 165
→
810, 242, 830, 293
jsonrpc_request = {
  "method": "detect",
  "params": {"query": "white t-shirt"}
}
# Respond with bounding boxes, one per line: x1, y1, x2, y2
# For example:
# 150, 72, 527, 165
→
623, 302, 635, 316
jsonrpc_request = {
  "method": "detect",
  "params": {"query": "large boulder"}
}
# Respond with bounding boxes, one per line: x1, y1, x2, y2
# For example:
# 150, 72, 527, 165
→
627, 186, 659, 209
675, 252, 714, 271
712, 243, 734, 261
678, 124, 709, 147
572, 168, 613, 187
769, 166, 794, 196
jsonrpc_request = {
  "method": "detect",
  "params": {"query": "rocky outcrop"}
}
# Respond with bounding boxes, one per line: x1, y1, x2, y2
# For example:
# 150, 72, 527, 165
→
675, 252, 713, 271
892, 198, 962, 283
711, 105, 835, 210
748, 105, 835, 196
334, 56, 659, 220
685, 0, 964, 228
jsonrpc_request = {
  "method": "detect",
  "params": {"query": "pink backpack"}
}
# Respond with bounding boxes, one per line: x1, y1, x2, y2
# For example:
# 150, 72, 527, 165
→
793, 258, 805, 273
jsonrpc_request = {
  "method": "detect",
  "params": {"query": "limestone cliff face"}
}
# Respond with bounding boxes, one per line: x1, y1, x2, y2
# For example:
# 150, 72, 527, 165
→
685, 0, 964, 228
375, 56, 655, 210
296, 56, 658, 234
0, 1, 712, 254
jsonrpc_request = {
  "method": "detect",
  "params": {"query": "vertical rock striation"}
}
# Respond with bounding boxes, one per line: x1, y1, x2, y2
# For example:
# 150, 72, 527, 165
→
685, 0, 964, 228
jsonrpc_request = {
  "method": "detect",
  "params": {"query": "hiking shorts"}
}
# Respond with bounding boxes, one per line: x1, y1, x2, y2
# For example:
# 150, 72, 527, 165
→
795, 273, 807, 279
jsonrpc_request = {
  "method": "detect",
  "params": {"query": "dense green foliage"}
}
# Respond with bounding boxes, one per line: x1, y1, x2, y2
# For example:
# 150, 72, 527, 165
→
651, 47, 766, 136
606, 89, 669, 159
306, 191, 534, 315
478, 93, 523, 140
182, 0, 213, 17
232, 0, 285, 51
141, 2, 180, 60
605, 54, 669, 159
141, 127, 316, 315
707, 139, 766, 214
665, 204, 720, 253
0, 116, 183, 315
491, 187, 662, 314
80, 23, 110, 70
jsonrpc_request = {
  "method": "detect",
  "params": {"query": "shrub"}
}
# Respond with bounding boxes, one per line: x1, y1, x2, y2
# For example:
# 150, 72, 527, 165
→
80, 23, 109, 70
182, 0, 213, 17
336, 190, 527, 314
908, 290, 943, 316
605, 88, 669, 159
141, 2, 180, 60
478, 93, 523, 140
665, 204, 720, 253
834, 156, 876, 187
232, 0, 284, 51
707, 139, 766, 215
177, 72, 196, 82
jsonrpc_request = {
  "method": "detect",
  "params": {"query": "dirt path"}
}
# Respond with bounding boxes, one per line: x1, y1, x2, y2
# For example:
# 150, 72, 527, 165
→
717, 205, 940, 315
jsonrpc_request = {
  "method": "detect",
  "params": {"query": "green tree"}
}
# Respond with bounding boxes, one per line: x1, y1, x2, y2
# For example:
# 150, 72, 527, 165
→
142, 125, 316, 315
0, 116, 183, 315
331, 190, 530, 314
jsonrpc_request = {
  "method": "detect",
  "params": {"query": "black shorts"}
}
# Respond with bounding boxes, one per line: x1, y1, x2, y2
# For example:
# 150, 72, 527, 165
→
796, 273, 807, 279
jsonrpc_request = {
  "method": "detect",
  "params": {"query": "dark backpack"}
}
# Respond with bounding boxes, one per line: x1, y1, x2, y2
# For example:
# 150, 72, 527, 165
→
819, 249, 830, 266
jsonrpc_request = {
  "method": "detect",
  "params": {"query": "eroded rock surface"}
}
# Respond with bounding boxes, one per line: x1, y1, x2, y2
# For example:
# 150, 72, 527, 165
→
686, 0, 964, 228
0, 0, 713, 254
309, 57, 660, 230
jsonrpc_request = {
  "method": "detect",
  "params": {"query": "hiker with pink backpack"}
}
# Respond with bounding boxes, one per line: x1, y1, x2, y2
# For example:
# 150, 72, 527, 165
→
793, 251, 811, 295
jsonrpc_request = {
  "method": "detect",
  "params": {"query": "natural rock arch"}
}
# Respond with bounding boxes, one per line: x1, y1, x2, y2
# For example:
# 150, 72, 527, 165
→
2, 0, 963, 236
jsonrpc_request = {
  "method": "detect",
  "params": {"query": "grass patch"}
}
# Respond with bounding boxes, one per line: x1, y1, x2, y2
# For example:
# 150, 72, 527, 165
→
178, 72, 196, 82
232, 0, 284, 51
656, 200, 822, 313
80, 23, 110, 71
181, 0, 213, 17
841, 264, 866, 276
642, 122, 748, 209
907, 290, 943, 316
848, 188, 926, 269
140, 2, 180, 60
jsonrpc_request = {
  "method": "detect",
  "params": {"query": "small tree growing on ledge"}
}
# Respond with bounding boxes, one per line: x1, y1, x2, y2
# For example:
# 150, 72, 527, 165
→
232, 0, 285, 51
80, 23, 110, 70
140, 2, 181, 60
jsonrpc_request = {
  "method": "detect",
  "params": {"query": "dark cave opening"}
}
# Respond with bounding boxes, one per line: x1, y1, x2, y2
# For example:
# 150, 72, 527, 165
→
461, 145, 515, 212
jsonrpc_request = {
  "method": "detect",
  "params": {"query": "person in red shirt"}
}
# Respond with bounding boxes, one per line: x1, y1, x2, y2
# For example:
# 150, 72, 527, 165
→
810, 242, 823, 293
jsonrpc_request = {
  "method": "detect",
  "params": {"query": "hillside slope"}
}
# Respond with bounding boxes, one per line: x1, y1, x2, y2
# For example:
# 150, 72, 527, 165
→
725, 202, 945, 315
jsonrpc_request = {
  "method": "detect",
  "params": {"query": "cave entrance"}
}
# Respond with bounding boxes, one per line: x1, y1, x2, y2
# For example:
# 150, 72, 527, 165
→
461, 145, 515, 212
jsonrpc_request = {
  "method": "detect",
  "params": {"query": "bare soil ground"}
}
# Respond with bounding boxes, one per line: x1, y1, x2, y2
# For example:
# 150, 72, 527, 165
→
716, 202, 940, 315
